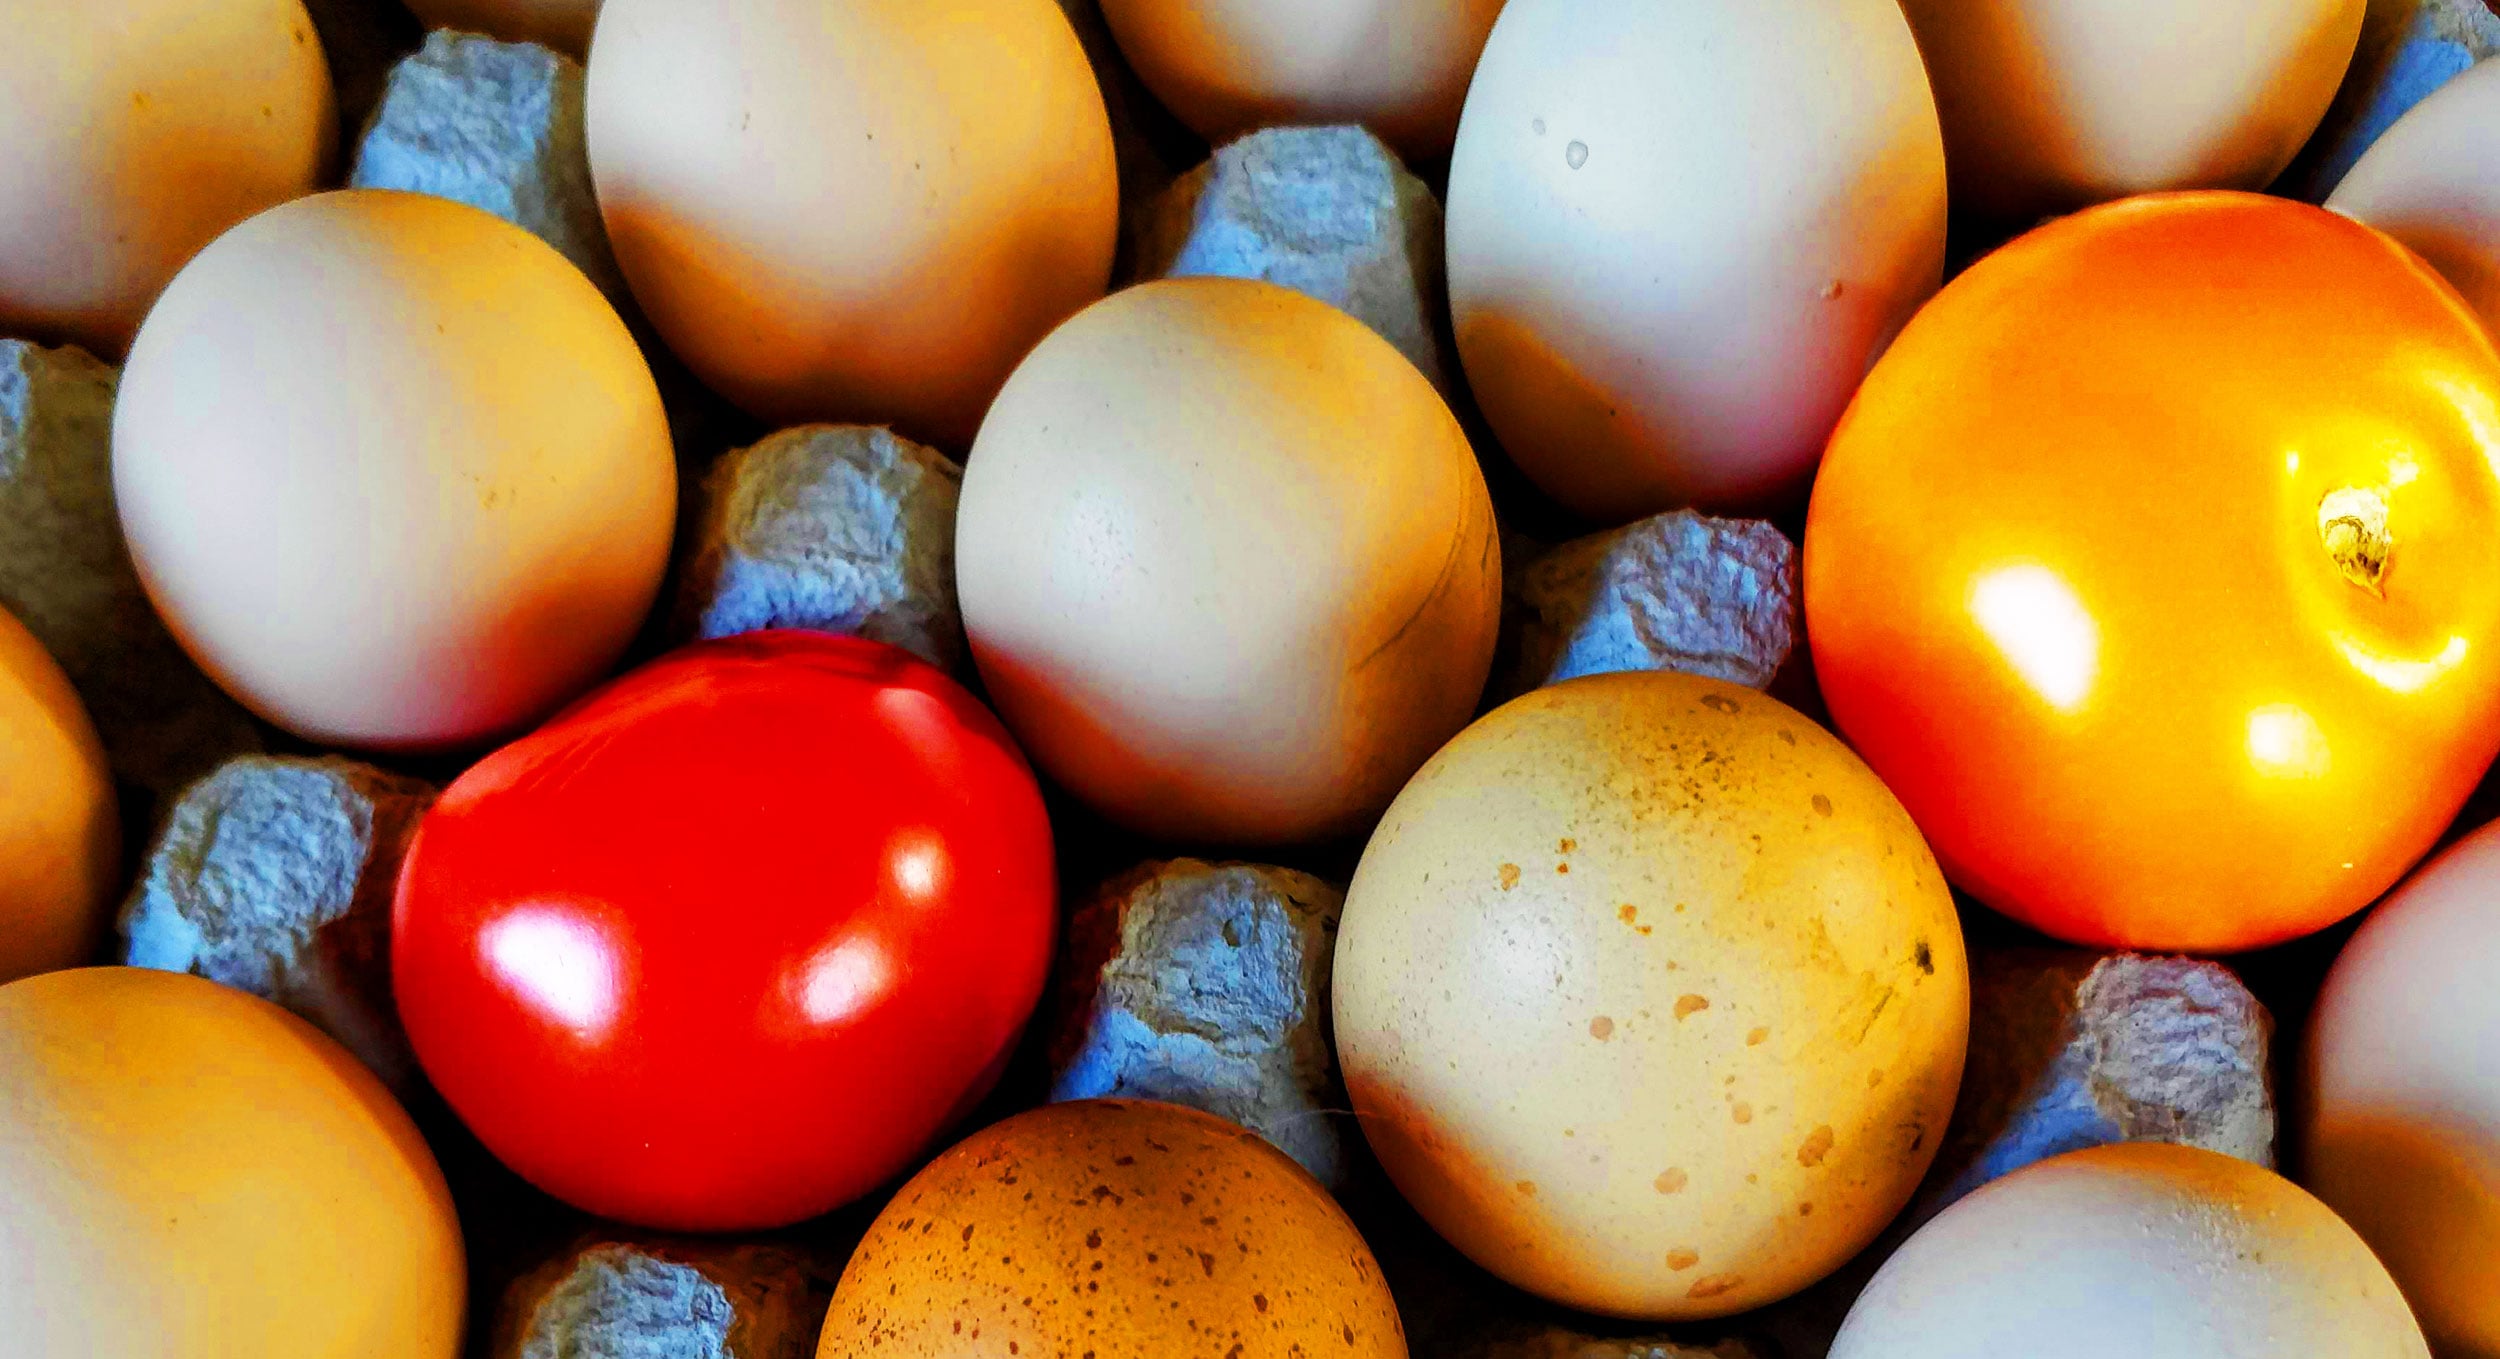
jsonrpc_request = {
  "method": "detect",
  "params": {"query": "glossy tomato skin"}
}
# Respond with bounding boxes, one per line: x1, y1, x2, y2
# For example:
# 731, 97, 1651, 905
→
392, 631, 1056, 1231
1807, 192, 2500, 953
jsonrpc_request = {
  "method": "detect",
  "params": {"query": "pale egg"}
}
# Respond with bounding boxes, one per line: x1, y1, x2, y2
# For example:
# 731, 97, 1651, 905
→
2329, 57, 2500, 339
1446, 0, 1946, 519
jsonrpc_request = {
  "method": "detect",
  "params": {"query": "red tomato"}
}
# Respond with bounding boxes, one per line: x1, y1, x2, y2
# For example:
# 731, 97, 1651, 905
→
392, 631, 1056, 1231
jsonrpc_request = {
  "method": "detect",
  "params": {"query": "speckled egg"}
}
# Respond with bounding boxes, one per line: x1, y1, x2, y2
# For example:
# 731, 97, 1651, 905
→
1333, 671, 1968, 1320
1831, 1144, 2429, 1358
0, 605, 116, 986
0, 0, 334, 357
816, 1099, 1405, 1359
0, 967, 466, 1357
2303, 814, 2500, 1358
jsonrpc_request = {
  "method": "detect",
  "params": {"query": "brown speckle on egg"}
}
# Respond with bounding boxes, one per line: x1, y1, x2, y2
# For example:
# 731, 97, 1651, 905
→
1676, 995, 1710, 1019
1666, 1249, 1700, 1271
1799, 1126, 1835, 1167
1655, 1168, 1687, 1194
1589, 1016, 1615, 1041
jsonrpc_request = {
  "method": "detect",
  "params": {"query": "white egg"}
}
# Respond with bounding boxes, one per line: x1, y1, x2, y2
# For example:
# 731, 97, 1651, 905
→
2329, 58, 2500, 339
1445, 0, 1945, 521
1831, 1143, 2429, 1359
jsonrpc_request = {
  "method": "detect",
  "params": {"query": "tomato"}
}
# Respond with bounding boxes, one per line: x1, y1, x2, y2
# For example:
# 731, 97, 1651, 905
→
391, 631, 1056, 1231
1806, 192, 2500, 953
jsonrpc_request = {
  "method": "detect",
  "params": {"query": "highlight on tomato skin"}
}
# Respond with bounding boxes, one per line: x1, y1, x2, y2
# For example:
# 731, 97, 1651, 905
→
1803, 190, 2500, 955
389, 630, 1059, 1233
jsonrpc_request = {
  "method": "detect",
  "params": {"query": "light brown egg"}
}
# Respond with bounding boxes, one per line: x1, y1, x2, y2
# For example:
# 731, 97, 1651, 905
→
0, 967, 465, 1358
817, 1099, 1404, 1359
405, 0, 601, 54
0, 0, 334, 357
1098, 0, 1507, 161
1333, 672, 1968, 1320
1445, 0, 1946, 520
0, 606, 116, 986
2303, 815, 2500, 1358
2329, 58, 2500, 340
1830, 1144, 2429, 1358
113, 189, 675, 753
1897, 0, 2365, 222
957, 277, 1501, 846
586, 0, 1117, 448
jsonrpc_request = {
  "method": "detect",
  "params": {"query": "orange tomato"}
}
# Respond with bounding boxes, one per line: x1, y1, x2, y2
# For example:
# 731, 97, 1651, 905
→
1805, 192, 2500, 952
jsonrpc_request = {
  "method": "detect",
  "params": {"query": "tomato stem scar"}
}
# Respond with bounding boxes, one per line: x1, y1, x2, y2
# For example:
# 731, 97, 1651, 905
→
2317, 486, 2390, 596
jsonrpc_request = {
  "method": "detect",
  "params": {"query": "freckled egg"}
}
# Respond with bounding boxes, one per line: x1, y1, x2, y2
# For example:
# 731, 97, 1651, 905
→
0, 606, 117, 986
1333, 671, 1968, 1320
957, 277, 1501, 846
404, 0, 601, 53
2329, 57, 2500, 339
1097, 0, 1508, 161
0, 967, 466, 1357
0, 0, 334, 357
817, 1099, 1404, 1359
1896, 0, 2365, 222
2303, 815, 2500, 1358
1445, 0, 1945, 519
586, 0, 1117, 447
113, 189, 675, 752
1830, 1143, 2429, 1358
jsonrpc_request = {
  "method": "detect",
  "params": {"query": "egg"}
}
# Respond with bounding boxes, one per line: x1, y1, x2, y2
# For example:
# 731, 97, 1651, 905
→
1098, 0, 1507, 161
1333, 672, 1968, 1320
2303, 815, 2500, 1358
2328, 57, 2500, 339
816, 1099, 1404, 1359
0, 967, 465, 1357
1830, 1143, 2429, 1357
1896, 0, 2365, 222
0, 606, 116, 986
0, 0, 333, 358
957, 277, 1500, 846
586, 0, 1117, 447
113, 189, 675, 752
404, 0, 601, 53
1445, 0, 1945, 520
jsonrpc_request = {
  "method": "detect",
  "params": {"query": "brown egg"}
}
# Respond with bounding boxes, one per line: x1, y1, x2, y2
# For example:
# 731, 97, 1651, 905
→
816, 1099, 1404, 1359
0, 0, 334, 357
957, 277, 1501, 846
1098, 0, 1508, 161
586, 0, 1117, 447
0, 967, 465, 1357
1896, 0, 2364, 222
113, 189, 675, 752
1334, 672, 1968, 1320
0, 606, 117, 986
405, 0, 601, 54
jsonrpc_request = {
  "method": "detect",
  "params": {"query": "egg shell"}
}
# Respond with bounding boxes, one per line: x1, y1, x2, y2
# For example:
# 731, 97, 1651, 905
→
0, 967, 465, 1358
1830, 1143, 2428, 1358
957, 276, 1501, 846
405, 0, 600, 53
112, 189, 675, 752
816, 1099, 1404, 1359
586, 0, 1117, 447
0, 606, 117, 986
2303, 814, 2500, 1357
1444, 0, 1945, 521
1897, 0, 2365, 222
2329, 57, 2500, 340
1333, 671, 1968, 1320
1097, 0, 1506, 161
0, 0, 334, 357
